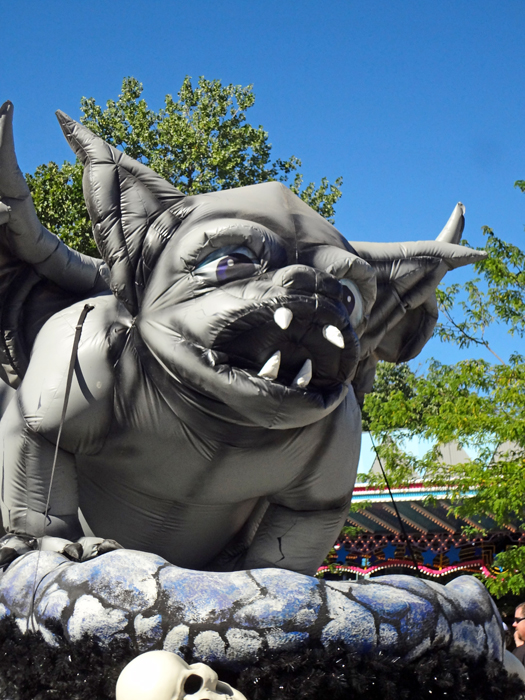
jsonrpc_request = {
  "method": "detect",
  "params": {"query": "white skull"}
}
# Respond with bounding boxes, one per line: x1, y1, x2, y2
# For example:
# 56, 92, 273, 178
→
115, 650, 248, 700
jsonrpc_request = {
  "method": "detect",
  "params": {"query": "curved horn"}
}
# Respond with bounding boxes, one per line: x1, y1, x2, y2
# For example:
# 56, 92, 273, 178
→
436, 202, 465, 244
0, 101, 31, 199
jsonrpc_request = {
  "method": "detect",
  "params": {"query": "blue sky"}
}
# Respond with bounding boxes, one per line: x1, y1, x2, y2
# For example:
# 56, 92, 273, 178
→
2, 0, 525, 364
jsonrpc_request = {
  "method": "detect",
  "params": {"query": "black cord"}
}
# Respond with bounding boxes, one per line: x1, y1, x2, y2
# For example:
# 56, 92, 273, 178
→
369, 433, 421, 577
28, 303, 95, 627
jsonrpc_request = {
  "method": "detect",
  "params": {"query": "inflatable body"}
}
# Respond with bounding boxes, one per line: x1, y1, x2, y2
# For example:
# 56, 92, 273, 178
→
1, 102, 514, 699
0, 101, 484, 576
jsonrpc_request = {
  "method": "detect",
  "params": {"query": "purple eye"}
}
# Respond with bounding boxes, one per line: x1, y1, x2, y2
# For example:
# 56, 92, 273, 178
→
195, 246, 260, 284
340, 279, 363, 327
215, 253, 256, 282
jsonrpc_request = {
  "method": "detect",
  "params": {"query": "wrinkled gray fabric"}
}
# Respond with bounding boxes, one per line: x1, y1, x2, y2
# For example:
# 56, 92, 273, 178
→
0, 103, 485, 574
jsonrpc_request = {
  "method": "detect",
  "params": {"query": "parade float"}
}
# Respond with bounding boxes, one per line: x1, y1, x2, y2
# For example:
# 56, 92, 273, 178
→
0, 100, 523, 699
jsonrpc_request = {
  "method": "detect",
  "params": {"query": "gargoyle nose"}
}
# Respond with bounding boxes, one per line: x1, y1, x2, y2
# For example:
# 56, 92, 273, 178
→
272, 265, 341, 300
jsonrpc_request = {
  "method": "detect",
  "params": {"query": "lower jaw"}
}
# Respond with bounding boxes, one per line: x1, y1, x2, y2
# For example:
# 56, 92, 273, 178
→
185, 361, 348, 429
140, 333, 349, 430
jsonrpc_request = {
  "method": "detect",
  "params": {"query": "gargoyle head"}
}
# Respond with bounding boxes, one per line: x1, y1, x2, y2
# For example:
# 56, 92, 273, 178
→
57, 113, 484, 429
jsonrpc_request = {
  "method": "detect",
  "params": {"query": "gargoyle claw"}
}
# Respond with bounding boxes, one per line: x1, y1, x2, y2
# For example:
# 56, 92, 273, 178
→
62, 542, 83, 561
35, 536, 124, 561
0, 533, 38, 567
76, 536, 124, 560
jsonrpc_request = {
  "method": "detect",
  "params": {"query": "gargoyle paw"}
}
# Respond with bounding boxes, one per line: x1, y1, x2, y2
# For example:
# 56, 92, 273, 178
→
77, 536, 124, 560
37, 535, 124, 562
0, 533, 38, 567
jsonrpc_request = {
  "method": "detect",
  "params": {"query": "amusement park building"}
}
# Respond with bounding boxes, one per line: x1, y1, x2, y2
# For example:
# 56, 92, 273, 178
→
319, 441, 525, 581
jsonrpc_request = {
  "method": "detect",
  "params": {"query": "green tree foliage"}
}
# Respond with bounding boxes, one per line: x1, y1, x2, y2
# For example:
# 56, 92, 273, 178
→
26, 161, 95, 256
364, 357, 525, 521
26, 77, 342, 256
363, 199, 525, 597
436, 227, 525, 361
361, 362, 418, 431
484, 545, 525, 597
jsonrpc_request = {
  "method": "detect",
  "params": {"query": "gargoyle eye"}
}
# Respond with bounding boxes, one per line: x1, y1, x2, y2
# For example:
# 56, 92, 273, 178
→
340, 279, 364, 327
194, 246, 260, 284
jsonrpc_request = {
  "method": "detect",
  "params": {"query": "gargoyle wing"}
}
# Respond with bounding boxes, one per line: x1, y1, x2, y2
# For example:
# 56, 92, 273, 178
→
350, 204, 486, 400
0, 102, 108, 387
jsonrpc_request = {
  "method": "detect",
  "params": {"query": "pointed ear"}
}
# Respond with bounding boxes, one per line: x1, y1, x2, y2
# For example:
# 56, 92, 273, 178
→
56, 111, 187, 315
351, 204, 486, 363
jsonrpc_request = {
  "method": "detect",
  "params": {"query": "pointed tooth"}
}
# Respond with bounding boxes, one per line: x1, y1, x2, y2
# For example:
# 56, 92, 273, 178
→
323, 324, 345, 349
292, 359, 312, 389
274, 307, 293, 330
258, 350, 281, 380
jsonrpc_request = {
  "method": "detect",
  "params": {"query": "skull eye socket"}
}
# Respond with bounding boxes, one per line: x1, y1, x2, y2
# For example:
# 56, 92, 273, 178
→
184, 674, 204, 694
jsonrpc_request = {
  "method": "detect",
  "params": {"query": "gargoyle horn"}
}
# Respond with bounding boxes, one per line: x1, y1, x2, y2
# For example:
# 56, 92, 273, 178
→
0, 101, 31, 200
351, 202, 484, 273
352, 204, 486, 363
56, 111, 187, 316
436, 202, 465, 244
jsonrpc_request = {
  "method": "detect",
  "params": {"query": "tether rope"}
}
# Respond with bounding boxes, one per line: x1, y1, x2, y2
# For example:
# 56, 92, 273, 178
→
369, 432, 421, 577
28, 304, 94, 629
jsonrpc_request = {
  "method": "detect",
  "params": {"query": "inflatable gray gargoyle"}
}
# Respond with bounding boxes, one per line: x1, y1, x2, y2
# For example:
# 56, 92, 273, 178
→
0, 101, 484, 575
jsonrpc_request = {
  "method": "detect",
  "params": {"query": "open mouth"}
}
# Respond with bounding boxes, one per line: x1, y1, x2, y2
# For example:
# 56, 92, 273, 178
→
137, 294, 360, 429
210, 298, 359, 392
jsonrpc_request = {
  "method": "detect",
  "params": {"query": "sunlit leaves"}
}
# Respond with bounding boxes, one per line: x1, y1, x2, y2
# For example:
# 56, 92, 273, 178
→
290, 174, 343, 223
26, 161, 97, 256
436, 228, 525, 353
364, 358, 525, 500
26, 76, 343, 256
484, 546, 525, 597
363, 221, 525, 597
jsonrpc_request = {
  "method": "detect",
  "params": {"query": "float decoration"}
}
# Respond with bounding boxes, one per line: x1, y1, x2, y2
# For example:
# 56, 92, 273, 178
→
0, 101, 519, 699
0, 549, 505, 665
115, 651, 248, 700
0, 100, 484, 576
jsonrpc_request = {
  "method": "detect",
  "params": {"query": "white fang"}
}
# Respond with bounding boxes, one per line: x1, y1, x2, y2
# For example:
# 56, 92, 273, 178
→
323, 325, 344, 348
274, 307, 293, 330
258, 350, 281, 380
292, 359, 312, 389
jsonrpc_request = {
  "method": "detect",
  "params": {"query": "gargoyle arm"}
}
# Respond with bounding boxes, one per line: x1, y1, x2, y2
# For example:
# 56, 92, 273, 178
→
241, 501, 352, 576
